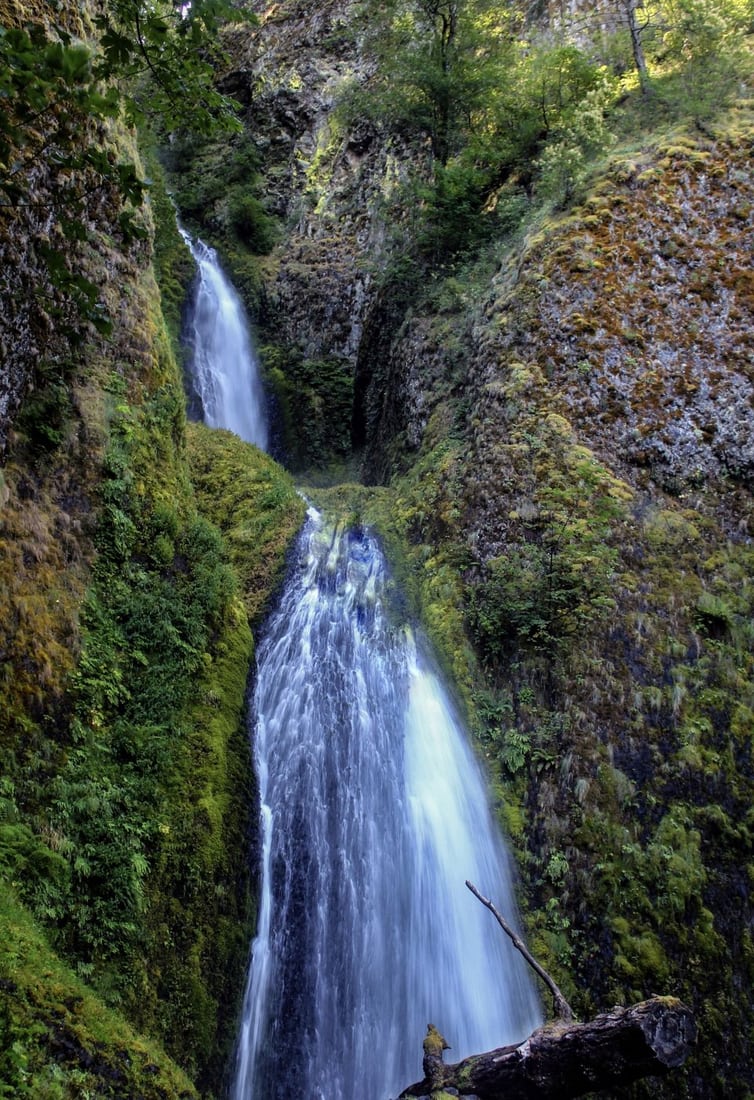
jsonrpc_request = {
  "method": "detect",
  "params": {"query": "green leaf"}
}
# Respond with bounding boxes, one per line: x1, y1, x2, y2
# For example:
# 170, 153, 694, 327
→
99, 25, 135, 68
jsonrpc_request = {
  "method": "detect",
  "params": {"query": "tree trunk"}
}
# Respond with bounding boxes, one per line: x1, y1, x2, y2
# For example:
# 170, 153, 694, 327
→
397, 996, 696, 1099
623, 0, 652, 95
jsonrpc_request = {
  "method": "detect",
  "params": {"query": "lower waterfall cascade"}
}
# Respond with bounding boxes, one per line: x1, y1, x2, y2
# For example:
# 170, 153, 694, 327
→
231, 511, 542, 1100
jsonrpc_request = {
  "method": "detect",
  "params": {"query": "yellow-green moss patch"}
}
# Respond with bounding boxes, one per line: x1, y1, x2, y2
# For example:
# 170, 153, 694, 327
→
186, 422, 306, 626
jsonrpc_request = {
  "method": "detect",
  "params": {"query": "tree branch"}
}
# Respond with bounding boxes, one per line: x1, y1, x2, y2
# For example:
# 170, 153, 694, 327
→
465, 879, 574, 1022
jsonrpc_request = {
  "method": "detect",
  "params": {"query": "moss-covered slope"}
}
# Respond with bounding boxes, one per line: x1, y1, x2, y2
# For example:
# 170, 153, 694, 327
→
0, 246, 256, 1094
0, 889, 199, 1099
186, 423, 306, 627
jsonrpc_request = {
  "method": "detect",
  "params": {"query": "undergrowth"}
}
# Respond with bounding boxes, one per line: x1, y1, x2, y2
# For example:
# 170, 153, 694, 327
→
0, 888, 197, 1099
0, 262, 304, 1092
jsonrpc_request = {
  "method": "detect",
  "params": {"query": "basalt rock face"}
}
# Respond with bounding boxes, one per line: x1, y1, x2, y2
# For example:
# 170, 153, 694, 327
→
461, 132, 754, 559
378, 141, 754, 535
376, 123, 754, 1097
0, 198, 58, 452
248, 22, 754, 510
495, 146, 754, 498
215, 0, 427, 470
0, 3, 111, 456
222, 8, 754, 503
224, 1, 380, 359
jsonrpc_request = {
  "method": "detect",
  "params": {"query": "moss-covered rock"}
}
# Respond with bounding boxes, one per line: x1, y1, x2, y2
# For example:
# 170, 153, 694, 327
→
186, 422, 306, 626
0, 889, 198, 1099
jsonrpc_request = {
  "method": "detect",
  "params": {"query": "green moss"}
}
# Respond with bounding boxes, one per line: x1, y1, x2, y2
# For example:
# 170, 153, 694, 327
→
185, 422, 306, 626
262, 345, 356, 474
1, 266, 265, 1094
0, 888, 197, 1098
136, 589, 254, 1083
140, 143, 195, 350
643, 507, 702, 549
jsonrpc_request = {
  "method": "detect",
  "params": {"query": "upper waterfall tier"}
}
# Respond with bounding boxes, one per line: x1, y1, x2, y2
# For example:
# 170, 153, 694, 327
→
180, 230, 269, 450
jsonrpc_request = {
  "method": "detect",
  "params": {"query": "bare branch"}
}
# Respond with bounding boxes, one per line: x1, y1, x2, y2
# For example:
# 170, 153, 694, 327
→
465, 879, 574, 1022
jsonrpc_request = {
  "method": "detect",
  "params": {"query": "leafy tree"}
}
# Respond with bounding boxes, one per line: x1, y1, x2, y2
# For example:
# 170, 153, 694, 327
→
564, 0, 751, 107
94, 0, 249, 136
535, 71, 617, 204
0, 0, 247, 339
398, 0, 463, 164
657, 0, 752, 116
351, 1, 617, 263
616, 0, 653, 93
359, 0, 518, 164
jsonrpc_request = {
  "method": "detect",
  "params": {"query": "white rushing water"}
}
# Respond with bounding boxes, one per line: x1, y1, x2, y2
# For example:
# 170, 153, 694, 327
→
231, 511, 541, 1100
180, 230, 268, 449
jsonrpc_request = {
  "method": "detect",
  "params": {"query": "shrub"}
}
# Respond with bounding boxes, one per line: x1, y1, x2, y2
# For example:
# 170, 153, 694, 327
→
227, 192, 277, 254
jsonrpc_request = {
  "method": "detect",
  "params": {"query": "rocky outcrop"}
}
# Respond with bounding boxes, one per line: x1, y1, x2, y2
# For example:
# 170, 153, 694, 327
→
0, 198, 59, 450
499, 141, 754, 495
453, 132, 754, 571
0, 3, 124, 454
219, 1, 422, 397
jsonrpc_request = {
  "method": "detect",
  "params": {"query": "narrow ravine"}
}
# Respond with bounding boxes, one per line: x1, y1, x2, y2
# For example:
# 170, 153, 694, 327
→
181, 239, 541, 1100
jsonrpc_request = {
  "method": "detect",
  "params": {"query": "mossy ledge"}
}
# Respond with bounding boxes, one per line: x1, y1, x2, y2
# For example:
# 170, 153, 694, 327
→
186, 422, 306, 629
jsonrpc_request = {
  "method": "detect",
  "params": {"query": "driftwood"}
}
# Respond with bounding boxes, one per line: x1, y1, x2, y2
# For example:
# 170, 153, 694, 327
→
397, 882, 696, 1098
398, 996, 697, 1099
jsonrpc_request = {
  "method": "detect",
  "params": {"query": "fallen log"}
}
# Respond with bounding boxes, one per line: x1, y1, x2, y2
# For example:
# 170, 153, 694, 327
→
397, 995, 697, 1099
397, 880, 696, 1099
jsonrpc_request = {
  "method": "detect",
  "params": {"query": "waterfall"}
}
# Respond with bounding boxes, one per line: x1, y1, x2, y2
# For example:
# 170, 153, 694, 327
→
180, 230, 269, 450
231, 511, 541, 1100
176, 224, 541, 1095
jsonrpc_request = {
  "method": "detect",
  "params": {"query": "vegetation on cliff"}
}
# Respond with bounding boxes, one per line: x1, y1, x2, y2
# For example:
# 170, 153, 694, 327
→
335, 119, 753, 1095
0, 2, 302, 1096
2, 0, 754, 1096
0, 252, 254, 1096
186, 422, 306, 625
